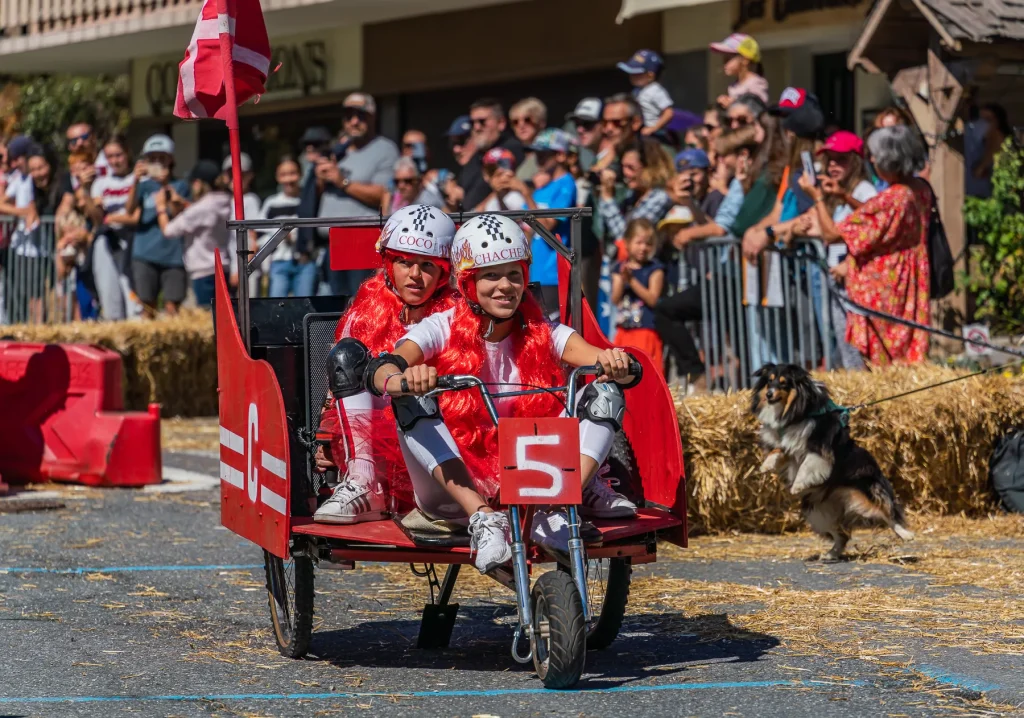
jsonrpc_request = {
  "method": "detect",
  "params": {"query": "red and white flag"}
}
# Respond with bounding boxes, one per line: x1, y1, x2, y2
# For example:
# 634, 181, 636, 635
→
174, 0, 271, 121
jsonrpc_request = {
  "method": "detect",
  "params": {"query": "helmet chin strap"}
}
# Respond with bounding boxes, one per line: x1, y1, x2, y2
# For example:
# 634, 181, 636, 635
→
481, 313, 517, 340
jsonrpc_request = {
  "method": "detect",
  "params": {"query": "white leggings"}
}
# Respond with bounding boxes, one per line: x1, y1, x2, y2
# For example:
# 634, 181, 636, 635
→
398, 397, 616, 520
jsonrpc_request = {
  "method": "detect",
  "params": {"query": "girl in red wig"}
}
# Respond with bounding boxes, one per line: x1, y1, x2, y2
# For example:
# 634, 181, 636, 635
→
315, 204, 457, 524
368, 213, 639, 574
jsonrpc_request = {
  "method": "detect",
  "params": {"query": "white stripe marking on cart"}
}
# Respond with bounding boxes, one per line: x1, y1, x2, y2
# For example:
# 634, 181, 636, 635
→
220, 426, 244, 454
220, 462, 244, 489
260, 486, 286, 514
261, 451, 287, 480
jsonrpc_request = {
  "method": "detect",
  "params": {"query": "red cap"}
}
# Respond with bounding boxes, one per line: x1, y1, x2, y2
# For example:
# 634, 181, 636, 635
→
817, 130, 863, 156
482, 147, 517, 169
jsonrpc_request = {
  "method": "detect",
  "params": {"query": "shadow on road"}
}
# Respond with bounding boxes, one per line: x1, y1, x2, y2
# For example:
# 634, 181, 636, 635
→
308, 606, 779, 687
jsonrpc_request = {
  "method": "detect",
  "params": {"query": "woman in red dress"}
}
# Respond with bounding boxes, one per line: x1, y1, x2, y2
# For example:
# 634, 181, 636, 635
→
802, 125, 931, 365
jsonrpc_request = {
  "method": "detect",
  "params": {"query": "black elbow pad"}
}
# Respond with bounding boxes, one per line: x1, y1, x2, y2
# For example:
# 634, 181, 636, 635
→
364, 353, 410, 397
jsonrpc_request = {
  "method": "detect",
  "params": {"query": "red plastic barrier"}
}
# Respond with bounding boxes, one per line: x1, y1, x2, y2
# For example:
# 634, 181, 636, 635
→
0, 342, 162, 487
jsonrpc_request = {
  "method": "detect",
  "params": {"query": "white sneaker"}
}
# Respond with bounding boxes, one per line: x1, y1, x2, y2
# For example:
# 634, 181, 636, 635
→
530, 509, 570, 561
469, 511, 512, 574
581, 466, 637, 519
314, 473, 387, 524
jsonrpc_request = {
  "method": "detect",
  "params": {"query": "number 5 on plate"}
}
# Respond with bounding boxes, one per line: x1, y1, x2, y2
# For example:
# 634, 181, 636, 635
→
498, 418, 582, 505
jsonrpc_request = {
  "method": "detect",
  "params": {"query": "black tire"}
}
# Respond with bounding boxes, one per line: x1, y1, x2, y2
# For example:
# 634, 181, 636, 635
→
264, 549, 315, 658
584, 557, 632, 650
607, 432, 644, 505
531, 570, 586, 689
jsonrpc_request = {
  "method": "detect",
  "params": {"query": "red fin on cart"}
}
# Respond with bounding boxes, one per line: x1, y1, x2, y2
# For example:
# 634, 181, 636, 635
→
329, 227, 385, 270
216, 262, 292, 558
557, 256, 687, 546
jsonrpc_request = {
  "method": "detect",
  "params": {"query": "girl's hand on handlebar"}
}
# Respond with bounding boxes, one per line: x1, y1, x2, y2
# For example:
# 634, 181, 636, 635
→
390, 365, 437, 396
595, 347, 633, 384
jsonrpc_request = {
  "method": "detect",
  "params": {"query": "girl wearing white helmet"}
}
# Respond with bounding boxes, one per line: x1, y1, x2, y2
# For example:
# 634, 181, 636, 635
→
315, 204, 457, 524
367, 213, 638, 573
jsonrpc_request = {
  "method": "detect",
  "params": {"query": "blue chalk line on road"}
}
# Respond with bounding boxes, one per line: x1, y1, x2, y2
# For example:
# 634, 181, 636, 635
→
0, 679, 868, 704
0, 564, 262, 575
914, 665, 1002, 692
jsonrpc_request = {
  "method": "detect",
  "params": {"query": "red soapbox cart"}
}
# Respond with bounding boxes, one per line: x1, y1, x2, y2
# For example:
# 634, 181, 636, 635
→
215, 208, 686, 688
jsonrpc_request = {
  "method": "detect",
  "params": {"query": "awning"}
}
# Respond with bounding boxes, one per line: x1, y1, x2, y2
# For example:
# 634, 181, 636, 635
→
616, 0, 725, 24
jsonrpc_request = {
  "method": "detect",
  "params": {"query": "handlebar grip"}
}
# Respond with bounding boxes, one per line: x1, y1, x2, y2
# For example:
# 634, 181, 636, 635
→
623, 355, 643, 389
436, 376, 458, 390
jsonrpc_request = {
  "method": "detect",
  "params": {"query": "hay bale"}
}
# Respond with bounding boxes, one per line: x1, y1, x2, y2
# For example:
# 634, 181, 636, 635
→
3, 311, 216, 417
677, 366, 1024, 534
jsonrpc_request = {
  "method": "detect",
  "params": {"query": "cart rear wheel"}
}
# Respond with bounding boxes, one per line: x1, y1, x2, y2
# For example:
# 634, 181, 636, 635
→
264, 549, 314, 658
583, 557, 631, 650
531, 570, 586, 689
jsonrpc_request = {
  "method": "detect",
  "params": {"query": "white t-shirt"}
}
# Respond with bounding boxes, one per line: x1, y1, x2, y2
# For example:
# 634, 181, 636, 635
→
484, 191, 527, 213
90, 172, 136, 228
828, 180, 878, 266
634, 82, 674, 128
398, 307, 577, 417
5, 170, 38, 254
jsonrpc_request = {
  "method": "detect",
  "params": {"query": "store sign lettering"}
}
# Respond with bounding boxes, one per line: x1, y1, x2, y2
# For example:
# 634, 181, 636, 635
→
145, 40, 328, 114
737, 0, 862, 25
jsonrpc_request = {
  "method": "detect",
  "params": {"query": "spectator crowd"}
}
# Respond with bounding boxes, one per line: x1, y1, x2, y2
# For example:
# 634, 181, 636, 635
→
0, 32, 1014, 387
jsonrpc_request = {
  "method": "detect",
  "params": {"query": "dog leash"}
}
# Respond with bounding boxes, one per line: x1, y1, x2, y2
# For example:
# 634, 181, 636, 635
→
811, 358, 1024, 421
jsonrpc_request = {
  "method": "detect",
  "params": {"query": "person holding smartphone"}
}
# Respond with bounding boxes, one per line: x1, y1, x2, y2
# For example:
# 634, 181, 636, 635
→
124, 134, 191, 318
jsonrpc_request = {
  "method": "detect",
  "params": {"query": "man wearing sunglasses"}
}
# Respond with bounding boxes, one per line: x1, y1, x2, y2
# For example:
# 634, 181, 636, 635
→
456, 98, 525, 211
66, 122, 109, 181
317, 92, 399, 296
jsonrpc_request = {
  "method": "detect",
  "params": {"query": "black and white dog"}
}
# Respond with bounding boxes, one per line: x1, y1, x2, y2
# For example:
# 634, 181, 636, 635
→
751, 363, 913, 561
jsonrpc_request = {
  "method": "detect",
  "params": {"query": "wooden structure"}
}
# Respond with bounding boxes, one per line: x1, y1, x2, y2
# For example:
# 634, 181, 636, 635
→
848, 0, 1024, 328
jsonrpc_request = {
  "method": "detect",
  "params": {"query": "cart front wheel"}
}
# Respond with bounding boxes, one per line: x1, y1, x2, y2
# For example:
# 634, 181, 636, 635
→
264, 549, 314, 658
531, 570, 586, 689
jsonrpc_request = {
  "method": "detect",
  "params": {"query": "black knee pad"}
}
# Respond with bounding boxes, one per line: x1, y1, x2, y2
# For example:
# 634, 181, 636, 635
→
327, 338, 371, 399
578, 382, 626, 432
392, 394, 442, 432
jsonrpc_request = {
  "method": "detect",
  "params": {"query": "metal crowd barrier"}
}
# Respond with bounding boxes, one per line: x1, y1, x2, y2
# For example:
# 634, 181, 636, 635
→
1, 217, 75, 326
684, 237, 841, 392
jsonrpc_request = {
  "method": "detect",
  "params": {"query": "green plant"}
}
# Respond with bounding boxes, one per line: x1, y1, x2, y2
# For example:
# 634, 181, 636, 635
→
962, 138, 1024, 334
14, 75, 130, 151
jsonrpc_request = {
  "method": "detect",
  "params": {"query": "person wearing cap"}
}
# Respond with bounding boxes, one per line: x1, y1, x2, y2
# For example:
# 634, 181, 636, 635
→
710, 33, 768, 108
565, 97, 605, 174
443, 115, 475, 168
787, 130, 877, 370
317, 92, 400, 297
153, 159, 232, 309
740, 88, 825, 261
617, 49, 674, 138
0, 136, 39, 226
521, 128, 578, 314
298, 126, 333, 177
452, 98, 525, 211
125, 133, 192, 317
475, 148, 529, 214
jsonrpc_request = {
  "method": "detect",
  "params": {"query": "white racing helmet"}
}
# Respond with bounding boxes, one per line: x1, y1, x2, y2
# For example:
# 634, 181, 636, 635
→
451, 213, 532, 279
377, 204, 456, 299
377, 204, 456, 261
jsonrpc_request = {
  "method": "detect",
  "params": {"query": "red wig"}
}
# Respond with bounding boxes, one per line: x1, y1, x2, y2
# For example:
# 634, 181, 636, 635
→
432, 288, 567, 497
324, 255, 457, 509
334, 256, 457, 350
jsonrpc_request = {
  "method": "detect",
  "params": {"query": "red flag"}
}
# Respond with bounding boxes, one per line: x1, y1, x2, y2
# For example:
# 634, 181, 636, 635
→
174, 0, 271, 121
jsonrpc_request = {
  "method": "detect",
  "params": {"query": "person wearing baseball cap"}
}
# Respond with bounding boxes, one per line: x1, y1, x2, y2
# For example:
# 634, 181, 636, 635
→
126, 133, 192, 318
565, 98, 603, 172
317, 90, 399, 296
443, 115, 475, 169
617, 49, 675, 138
523, 128, 579, 309
770, 87, 825, 140
710, 33, 768, 107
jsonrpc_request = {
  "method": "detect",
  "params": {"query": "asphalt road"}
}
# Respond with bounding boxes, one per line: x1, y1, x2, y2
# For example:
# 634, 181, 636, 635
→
0, 450, 1020, 718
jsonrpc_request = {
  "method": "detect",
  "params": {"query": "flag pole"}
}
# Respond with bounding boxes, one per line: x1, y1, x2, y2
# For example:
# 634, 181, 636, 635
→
216, 0, 251, 350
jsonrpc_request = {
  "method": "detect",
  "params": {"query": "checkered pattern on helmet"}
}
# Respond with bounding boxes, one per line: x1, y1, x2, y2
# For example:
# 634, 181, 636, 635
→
476, 214, 507, 246
410, 205, 435, 233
